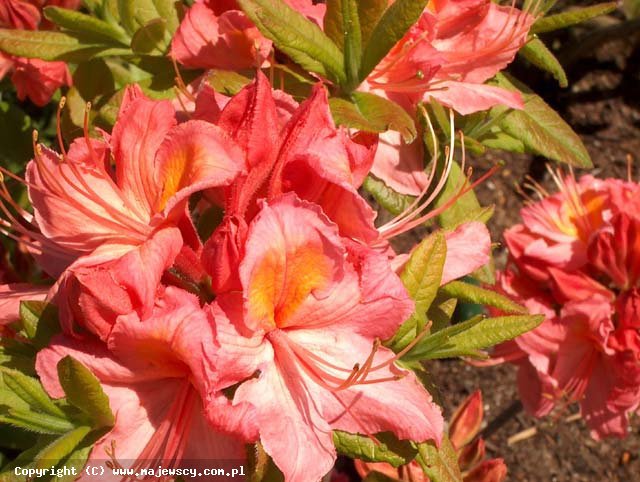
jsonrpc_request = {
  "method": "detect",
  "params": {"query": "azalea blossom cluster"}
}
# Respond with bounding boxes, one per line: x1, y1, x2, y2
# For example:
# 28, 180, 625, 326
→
491, 170, 640, 439
170, 0, 535, 197
0, 0, 78, 105
0, 71, 496, 481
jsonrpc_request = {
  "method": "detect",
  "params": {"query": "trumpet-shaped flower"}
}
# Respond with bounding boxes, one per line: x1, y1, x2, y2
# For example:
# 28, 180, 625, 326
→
36, 287, 244, 481
492, 171, 640, 438
207, 194, 444, 482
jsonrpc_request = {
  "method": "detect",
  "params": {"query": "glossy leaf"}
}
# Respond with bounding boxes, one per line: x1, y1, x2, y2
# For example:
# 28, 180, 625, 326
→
57, 357, 114, 429
491, 74, 592, 168
360, 0, 429, 81
519, 38, 567, 88
439, 281, 527, 314
531, 2, 617, 34
352, 92, 417, 142
333, 431, 418, 467
238, 0, 346, 84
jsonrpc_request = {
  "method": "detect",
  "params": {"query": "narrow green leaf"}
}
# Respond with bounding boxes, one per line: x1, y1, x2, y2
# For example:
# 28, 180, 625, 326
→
519, 38, 567, 88
152, 0, 180, 34
532, 3, 617, 34
333, 431, 417, 467
491, 73, 592, 168
421, 314, 544, 360
44, 7, 129, 45
238, 0, 346, 84
403, 315, 484, 361
360, 0, 429, 81
0, 409, 75, 434
57, 356, 114, 429
439, 281, 527, 314
0, 368, 66, 418
342, 0, 362, 90
388, 232, 447, 351
417, 436, 463, 482
34, 426, 91, 469
206, 69, 252, 96
362, 175, 414, 216
352, 92, 417, 142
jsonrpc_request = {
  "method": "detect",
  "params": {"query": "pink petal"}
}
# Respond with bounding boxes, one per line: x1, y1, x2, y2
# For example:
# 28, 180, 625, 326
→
10, 58, 71, 107
425, 81, 523, 116
0, 283, 49, 325
441, 222, 491, 285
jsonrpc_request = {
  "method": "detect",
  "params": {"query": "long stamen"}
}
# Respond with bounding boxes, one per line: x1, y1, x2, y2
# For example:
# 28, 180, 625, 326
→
56, 97, 67, 159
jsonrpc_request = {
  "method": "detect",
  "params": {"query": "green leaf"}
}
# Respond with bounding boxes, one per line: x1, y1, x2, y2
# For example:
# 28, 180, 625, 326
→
358, 0, 388, 46
624, 0, 640, 19
0, 368, 65, 418
34, 426, 91, 469
44, 7, 129, 45
0, 29, 124, 62
333, 431, 417, 467
491, 73, 592, 168
360, 0, 429, 81
439, 281, 527, 315
152, 0, 180, 34
342, 0, 362, 91
532, 3, 617, 34
414, 314, 544, 360
329, 92, 416, 141
352, 92, 416, 142
324, 0, 345, 48
519, 38, 567, 88
433, 160, 493, 230
388, 232, 447, 351
238, 0, 346, 84
206, 69, 252, 96
57, 357, 114, 429
18, 301, 60, 349
130, 18, 167, 54
362, 175, 414, 216
0, 409, 76, 434
417, 436, 463, 482
363, 472, 400, 482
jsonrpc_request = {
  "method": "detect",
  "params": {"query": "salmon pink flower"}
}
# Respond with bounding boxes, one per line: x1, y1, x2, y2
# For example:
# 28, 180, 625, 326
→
0, 283, 48, 324
491, 171, 640, 438
36, 287, 244, 480
208, 194, 444, 482
0, 85, 243, 338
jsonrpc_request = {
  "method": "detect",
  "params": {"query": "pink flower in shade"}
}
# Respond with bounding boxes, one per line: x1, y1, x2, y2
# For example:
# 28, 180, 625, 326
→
35, 287, 245, 481
0, 0, 77, 106
0, 85, 243, 339
355, 391, 507, 482
490, 172, 640, 439
207, 194, 444, 482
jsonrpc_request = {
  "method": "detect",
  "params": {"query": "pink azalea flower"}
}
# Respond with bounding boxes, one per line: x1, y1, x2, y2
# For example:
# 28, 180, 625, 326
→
1, 85, 243, 338
0, 0, 76, 106
207, 194, 444, 482
492, 171, 640, 438
36, 287, 245, 480
193, 74, 492, 292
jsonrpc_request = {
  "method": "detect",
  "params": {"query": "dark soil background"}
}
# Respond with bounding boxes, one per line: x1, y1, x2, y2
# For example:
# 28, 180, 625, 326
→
429, 7, 640, 482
